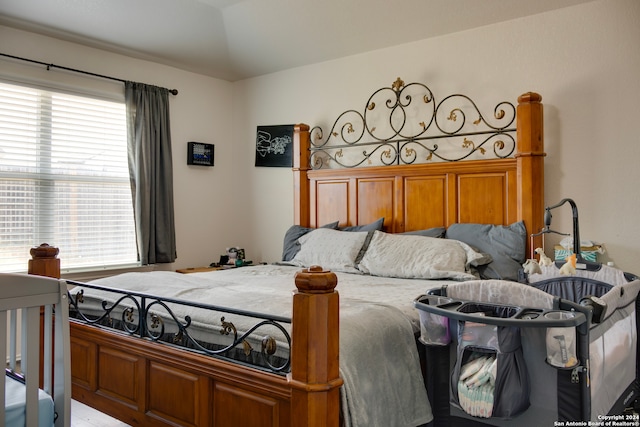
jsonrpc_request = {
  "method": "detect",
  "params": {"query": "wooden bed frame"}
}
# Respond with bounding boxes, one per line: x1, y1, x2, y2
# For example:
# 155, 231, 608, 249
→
30, 87, 544, 427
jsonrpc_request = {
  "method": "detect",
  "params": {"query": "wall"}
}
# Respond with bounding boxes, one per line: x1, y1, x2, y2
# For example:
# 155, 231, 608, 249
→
234, 0, 640, 273
0, 25, 237, 272
2, 0, 639, 275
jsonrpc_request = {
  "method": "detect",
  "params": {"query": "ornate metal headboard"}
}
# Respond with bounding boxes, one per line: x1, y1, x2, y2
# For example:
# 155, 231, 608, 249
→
309, 77, 517, 169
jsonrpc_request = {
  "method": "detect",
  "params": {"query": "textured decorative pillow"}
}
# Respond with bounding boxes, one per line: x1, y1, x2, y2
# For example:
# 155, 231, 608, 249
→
401, 227, 446, 238
339, 217, 384, 232
445, 221, 527, 281
357, 231, 490, 280
281, 221, 339, 261
290, 228, 369, 273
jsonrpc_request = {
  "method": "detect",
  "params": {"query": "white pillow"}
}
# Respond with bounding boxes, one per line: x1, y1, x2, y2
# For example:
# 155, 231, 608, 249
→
358, 231, 487, 280
290, 228, 368, 274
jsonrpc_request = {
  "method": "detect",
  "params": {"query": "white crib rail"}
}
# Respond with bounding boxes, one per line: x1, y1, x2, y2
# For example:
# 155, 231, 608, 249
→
0, 273, 71, 427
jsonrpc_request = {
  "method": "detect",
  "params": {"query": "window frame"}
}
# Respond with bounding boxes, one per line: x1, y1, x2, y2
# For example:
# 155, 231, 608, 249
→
0, 77, 140, 274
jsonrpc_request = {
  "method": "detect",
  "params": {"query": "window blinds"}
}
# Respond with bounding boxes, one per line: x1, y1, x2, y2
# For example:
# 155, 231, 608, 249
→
0, 81, 138, 272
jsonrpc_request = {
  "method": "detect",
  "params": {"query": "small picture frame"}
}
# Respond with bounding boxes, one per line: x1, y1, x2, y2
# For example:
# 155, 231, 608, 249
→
255, 125, 294, 167
187, 142, 214, 166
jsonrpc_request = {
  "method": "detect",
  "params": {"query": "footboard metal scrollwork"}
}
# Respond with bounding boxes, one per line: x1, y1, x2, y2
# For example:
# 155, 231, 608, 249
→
67, 281, 292, 374
309, 77, 516, 168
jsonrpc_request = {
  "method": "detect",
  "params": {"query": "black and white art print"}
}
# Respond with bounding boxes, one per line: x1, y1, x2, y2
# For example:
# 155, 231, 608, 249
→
255, 124, 294, 167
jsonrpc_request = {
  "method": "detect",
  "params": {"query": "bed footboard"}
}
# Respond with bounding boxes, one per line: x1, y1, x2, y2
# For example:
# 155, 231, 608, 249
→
30, 248, 342, 427
70, 322, 293, 426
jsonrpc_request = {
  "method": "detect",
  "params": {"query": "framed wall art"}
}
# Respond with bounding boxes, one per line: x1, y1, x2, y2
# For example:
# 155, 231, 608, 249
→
187, 141, 214, 166
255, 124, 294, 167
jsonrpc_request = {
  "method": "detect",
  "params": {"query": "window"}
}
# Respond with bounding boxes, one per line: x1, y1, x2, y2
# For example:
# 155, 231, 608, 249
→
0, 80, 138, 273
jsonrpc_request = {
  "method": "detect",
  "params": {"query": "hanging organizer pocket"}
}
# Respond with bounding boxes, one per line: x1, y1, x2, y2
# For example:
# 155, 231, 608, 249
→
450, 303, 530, 419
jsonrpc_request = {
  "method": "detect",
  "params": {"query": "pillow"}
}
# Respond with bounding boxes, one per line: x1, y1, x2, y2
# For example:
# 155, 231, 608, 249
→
445, 221, 527, 281
357, 231, 490, 280
401, 227, 446, 238
290, 228, 369, 273
339, 217, 384, 232
281, 221, 339, 261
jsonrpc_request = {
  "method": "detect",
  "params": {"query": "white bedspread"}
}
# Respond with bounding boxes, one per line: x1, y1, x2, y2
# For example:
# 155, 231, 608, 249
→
77, 264, 441, 427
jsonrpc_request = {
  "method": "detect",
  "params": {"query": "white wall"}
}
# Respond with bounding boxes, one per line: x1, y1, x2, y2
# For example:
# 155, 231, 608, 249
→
234, 0, 640, 272
2, 0, 639, 274
0, 25, 237, 271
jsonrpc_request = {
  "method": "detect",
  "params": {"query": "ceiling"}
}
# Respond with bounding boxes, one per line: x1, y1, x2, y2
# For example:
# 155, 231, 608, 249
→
0, 0, 594, 82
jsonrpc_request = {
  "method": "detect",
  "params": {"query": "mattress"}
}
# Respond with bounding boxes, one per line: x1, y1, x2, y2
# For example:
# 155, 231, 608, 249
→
70, 264, 455, 427
72, 264, 453, 350
5, 374, 55, 427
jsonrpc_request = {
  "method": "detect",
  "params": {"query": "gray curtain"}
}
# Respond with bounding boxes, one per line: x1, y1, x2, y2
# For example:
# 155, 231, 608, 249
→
125, 82, 177, 264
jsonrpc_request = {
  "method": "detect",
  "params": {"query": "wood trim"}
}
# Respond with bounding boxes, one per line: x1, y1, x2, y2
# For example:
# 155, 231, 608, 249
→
70, 320, 293, 426
516, 92, 545, 257
293, 123, 311, 227
290, 267, 342, 427
28, 243, 61, 391
28, 243, 60, 279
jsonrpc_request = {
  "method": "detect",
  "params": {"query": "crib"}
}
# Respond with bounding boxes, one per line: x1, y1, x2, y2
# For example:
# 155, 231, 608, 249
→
415, 265, 640, 426
0, 273, 71, 427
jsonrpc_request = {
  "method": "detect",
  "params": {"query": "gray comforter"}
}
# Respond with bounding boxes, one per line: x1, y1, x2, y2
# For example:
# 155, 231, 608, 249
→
76, 264, 437, 427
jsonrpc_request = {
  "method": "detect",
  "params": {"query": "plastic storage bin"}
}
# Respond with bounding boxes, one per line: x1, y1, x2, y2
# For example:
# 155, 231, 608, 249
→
417, 295, 452, 345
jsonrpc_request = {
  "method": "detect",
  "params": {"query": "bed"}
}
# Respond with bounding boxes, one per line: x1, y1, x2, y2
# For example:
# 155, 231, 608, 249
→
0, 273, 71, 427
31, 79, 546, 426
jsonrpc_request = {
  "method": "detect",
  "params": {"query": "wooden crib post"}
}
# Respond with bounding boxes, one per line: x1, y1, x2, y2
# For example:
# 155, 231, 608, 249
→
516, 92, 545, 259
290, 266, 343, 427
28, 243, 61, 279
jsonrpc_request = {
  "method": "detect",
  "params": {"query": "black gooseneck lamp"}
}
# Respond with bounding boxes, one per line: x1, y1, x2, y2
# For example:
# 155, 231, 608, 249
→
543, 198, 601, 271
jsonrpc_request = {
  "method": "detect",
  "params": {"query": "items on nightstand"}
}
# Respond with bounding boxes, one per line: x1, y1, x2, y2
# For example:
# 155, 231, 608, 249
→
225, 247, 244, 265
208, 247, 253, 268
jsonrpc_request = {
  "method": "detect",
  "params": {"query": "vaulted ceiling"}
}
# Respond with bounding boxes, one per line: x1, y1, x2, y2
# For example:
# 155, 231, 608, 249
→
0, 0, 594, 82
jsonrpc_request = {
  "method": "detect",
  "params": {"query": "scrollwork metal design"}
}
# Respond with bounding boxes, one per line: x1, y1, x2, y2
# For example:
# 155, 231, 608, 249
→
69, 288, 141, 333
309, 77, 516, 168
67, 281, 292, 374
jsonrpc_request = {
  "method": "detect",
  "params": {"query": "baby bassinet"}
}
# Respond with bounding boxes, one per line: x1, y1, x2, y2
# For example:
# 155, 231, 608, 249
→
415, 264, 640, 426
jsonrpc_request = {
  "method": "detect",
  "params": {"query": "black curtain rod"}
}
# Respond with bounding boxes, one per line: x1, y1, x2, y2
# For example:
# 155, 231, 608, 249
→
0, 52, 178, 95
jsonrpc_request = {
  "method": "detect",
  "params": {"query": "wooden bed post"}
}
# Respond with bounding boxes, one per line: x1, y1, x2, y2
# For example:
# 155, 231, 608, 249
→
516, 92, 545, 258
27, 243, 61, 392
293, 124, 311, 227
290, 266, 343, 427
28, 243, 61, 279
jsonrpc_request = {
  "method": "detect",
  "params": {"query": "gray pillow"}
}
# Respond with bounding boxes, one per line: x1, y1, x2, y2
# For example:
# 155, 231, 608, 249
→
339, 217, 384, 232
401, 227, 446, 238
281, 221, 339, 261
445, 221, 526, 281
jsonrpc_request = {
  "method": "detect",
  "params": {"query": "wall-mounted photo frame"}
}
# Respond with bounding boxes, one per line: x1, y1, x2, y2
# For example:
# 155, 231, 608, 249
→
187, 141, 214, 166
255, 124, 294, 167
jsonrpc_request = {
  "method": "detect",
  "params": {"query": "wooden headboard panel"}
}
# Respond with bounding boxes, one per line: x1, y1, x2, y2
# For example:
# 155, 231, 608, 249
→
293, 90, 545, 258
